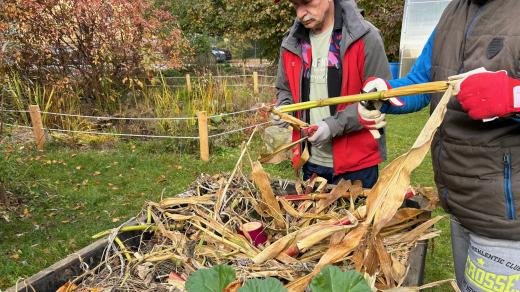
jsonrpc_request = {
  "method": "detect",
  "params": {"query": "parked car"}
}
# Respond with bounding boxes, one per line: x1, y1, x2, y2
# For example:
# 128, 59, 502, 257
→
222, 49, 232, 61
211, 47, 226, 63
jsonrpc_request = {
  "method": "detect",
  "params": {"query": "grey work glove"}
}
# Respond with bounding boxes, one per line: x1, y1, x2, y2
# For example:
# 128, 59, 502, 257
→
307, 121, 331, 148
357, 103, 386, 139
270, 106, 289, 128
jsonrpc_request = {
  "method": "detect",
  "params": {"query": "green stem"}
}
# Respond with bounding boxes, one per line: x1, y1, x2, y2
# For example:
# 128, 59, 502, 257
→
92, 224, 157, 239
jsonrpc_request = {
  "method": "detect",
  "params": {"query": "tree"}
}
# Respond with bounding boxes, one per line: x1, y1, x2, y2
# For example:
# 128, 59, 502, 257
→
356, 0, 405, 61
167, 0, 404, 62
166, 0, 294, 62
0, 0, 190, 101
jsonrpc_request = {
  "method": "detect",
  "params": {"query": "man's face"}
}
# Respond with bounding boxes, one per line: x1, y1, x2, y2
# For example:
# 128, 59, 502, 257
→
290, 0, 331, 31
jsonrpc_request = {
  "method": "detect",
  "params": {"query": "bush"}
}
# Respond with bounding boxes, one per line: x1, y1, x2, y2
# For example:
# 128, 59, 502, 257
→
0, 0, 190, 107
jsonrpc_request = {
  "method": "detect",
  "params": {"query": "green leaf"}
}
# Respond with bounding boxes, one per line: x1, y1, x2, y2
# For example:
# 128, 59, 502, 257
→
185, 264, 237, 292
309, 266, 371, 292
238, 278, 287, 292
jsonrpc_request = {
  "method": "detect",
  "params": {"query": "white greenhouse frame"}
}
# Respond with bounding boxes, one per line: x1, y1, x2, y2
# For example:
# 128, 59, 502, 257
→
399, 0, 452, 77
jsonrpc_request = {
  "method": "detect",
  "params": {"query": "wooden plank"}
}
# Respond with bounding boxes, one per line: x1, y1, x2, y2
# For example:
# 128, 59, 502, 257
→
253, 71, 259, 95
29, 105, 45, 151
197, 111, 209, 161
186, 74, 192, 94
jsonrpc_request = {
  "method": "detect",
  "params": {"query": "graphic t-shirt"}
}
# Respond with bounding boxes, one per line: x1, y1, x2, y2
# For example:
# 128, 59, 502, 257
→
308, 25, 334, 168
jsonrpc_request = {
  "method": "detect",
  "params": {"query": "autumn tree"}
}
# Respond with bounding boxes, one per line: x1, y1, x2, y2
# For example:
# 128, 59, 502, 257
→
0, 0, 190, 100
356, 0, 405, 61
167, 0, 405, 62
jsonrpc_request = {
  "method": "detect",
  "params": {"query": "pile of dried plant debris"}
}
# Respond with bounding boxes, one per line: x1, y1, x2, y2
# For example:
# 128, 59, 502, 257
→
65, 165, 440, 292
61, 83, 459, 292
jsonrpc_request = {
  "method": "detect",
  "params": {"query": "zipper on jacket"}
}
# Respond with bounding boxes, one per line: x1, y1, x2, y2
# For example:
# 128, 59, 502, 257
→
503, 153, 516, 220
457, 5, 484, 74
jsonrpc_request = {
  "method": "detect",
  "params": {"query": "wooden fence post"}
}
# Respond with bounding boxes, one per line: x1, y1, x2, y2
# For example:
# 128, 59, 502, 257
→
198, 111, 209, 161
186, 74, 192, 94
29, 104, 45, 151
253, 71, 259, 95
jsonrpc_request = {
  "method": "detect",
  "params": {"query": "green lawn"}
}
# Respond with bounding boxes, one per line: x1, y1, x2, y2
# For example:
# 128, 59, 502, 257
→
0, 109, 454, 290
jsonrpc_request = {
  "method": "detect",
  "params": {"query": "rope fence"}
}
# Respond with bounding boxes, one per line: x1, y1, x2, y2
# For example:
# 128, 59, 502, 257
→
0, 106, 269, 121
1, 105, 273, 161
144, 72, 276, 95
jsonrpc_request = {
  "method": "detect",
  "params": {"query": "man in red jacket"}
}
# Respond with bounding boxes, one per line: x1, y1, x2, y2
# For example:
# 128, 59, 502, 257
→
273, 0, 398, 187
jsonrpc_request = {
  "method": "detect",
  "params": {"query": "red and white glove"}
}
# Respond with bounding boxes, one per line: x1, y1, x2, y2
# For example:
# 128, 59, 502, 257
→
455, 71, 520, 120
362, 77, 404, 107
357, 103, 386, 139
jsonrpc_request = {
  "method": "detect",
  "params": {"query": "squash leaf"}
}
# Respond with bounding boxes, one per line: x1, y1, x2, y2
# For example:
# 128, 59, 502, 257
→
185, 265, 236, 292
238, 278, 287, 292
309, 266, 371, 292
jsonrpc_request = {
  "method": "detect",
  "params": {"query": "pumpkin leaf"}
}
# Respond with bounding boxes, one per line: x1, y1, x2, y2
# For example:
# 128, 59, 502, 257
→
238, 278, 287, 292
186, 265, 236, 292
309, 266, 370, 292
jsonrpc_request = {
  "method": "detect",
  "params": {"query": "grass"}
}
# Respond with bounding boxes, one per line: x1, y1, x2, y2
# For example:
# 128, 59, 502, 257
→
0, 109, 454, 290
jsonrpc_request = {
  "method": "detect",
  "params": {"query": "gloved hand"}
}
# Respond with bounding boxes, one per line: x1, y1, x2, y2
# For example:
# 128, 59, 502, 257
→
270, 106, 289, 128
362, 77, 404, 107
454, 70, 520, 120
307, 121, 331, 148
357, 103, 386, 139
449, 67, 489, 85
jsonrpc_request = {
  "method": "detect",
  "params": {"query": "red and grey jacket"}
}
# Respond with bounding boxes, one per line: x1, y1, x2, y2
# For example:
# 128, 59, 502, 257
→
275, 0, 391, 174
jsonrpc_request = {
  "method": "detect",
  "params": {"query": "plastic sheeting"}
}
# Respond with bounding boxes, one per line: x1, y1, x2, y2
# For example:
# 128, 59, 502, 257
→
399, 0, 452, 77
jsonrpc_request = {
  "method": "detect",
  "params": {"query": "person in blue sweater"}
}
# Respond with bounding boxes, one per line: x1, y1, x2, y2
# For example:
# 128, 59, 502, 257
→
362, 0, 520, 290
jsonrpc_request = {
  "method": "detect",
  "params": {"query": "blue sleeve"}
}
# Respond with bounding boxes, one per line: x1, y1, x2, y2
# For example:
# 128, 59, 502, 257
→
381, 30, 436, 114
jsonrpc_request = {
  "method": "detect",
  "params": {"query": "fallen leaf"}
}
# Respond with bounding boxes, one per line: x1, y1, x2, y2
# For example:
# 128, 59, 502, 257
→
56, 281, 77, 292
73, 203, 85, 210
76, 166, 82, 170
112, 217, 120, 223
23, 208, 31, 218
93, 171, 101, 176
157, 175, 167, 183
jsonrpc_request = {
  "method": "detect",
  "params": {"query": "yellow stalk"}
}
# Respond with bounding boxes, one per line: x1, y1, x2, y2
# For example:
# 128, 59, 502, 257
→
114, 236, 132, 262
276, 81, 449, 113
92, 224, 157, 239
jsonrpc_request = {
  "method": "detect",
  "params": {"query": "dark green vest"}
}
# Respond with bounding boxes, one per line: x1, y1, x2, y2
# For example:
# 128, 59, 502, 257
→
431, 0, 520, 240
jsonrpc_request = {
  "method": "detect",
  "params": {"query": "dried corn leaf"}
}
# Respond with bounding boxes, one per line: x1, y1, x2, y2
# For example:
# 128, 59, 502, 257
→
159, 195, 215, 208
295, 144, 310, 171
354, 205, 367, 221
316, 223, 369, 270
275, 111, 309, 129
384, 208, 424, 228
374, 236, 394, 288
315, 179, 351, 213
259, 138, 307, 163
390, 216, 444, 245
252, 232, 297, 264
296, 224, 355, 252
363, 241, 379, 275
330, 230, 345, 246
251, 161, 285, 228
278, 198, 333, 220
384, 279, 459, 292
391, 255, 406, 284
164, 213, 194, 221
366, 85, 454, 234
285, 273, 315, 292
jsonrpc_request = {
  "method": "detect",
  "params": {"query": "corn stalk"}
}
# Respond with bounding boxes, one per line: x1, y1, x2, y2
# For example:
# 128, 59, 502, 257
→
274, 81, 449, 114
